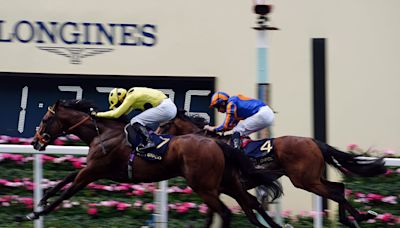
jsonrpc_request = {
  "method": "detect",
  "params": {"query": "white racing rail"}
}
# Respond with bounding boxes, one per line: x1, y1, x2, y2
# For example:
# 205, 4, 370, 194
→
0, 145, 168, 228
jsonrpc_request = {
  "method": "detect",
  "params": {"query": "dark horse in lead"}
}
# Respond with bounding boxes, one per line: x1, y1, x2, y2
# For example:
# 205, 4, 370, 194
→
157, 110, 388, 228
24, 100, 285, 228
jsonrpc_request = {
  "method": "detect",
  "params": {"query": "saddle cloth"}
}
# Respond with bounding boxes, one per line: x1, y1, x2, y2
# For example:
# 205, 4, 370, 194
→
242, 138, 275, 165
128, 131, 172, 161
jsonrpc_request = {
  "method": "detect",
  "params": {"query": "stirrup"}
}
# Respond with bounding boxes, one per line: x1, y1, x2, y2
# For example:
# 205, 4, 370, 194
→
136, 142, 156, 152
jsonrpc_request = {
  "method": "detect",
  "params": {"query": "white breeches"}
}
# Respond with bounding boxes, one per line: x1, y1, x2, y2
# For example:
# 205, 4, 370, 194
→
130, 98, 177, 126
233, 106, 274, 136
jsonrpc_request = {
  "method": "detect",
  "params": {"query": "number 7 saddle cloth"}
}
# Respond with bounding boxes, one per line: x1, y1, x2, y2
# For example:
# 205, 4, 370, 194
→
129, 132, 172, 161
241, 138, 275, 165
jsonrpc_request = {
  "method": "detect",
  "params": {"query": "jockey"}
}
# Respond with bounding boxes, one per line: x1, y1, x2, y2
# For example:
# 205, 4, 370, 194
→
204, 91, 274, 149
95, 87, 177, 152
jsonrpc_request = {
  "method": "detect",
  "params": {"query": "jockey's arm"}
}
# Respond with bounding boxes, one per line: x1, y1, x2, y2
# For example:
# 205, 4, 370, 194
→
96, 95, 135, 118
215, 103, 237, 132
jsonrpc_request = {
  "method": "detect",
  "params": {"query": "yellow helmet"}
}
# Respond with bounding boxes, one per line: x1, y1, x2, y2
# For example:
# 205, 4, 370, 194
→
108, 88, 127, 109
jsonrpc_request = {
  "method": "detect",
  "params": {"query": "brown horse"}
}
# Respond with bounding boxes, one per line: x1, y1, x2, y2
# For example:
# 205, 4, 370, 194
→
157, 110, 388, 228
24, 99, 284, 228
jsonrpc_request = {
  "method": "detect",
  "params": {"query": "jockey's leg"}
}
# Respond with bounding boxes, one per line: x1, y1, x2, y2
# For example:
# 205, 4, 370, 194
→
131, 122, 155, 152
231, 131, 242, 149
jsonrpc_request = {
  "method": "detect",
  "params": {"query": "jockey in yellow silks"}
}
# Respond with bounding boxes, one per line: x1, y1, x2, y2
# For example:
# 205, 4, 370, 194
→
96, 87, 177, 152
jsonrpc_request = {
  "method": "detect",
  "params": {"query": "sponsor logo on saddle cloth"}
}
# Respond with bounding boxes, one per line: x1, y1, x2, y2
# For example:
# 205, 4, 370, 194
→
241, 138, 275, 165
128, 132, 172, 161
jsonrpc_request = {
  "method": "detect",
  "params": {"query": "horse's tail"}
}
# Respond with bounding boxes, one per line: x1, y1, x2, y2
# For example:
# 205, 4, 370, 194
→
314, 140, 387, 177
215, 140, 283, 201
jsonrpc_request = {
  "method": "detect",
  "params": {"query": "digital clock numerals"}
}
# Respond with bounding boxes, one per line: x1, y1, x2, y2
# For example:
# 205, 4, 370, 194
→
17, 86, 29, 133
17, 86, 211, 134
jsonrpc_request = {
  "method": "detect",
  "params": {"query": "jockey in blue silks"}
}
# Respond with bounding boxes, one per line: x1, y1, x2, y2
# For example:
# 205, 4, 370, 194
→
204, 91, 275, 149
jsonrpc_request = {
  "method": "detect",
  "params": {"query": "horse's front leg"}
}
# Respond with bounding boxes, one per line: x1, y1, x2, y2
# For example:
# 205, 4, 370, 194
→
16, 168, 98, 221
39, 171, 79, 207
204, 209, 214, 227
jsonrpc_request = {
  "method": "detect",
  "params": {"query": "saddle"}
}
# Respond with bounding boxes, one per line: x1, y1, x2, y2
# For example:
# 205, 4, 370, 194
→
241, 138, 275, 166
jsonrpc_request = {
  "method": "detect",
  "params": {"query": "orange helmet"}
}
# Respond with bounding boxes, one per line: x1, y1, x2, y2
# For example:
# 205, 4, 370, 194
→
209, 92, 230, 108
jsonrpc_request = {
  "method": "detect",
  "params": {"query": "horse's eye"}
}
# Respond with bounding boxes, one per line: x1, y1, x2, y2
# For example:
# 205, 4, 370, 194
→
43, 134, 51, 140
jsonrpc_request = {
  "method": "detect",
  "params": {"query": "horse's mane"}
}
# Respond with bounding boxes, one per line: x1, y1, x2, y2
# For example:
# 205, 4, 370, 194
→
59, 99, 129, 124
59, 99, 97, 113
176, 109, 209, 129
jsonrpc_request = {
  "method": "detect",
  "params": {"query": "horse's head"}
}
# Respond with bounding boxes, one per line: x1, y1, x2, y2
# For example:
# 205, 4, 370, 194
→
31, 100, 94, 151
157, 110, 208, 135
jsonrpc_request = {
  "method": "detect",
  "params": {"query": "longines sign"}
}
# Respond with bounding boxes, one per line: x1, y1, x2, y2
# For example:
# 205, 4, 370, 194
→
0, 20, 158, 64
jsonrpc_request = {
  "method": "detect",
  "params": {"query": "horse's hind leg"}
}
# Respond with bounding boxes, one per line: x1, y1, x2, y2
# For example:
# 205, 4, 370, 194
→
322, 180, 376, 225
196, 191, 231, 228
299, 177, 374, 228
39, 171, 79, 207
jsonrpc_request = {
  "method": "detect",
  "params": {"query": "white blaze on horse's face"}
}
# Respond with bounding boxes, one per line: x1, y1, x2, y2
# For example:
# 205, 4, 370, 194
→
32, 106, 57, 151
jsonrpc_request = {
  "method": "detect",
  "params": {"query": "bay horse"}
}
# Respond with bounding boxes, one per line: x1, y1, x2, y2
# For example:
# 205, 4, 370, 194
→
157, 110, 388, 228
24, 99, 285, 228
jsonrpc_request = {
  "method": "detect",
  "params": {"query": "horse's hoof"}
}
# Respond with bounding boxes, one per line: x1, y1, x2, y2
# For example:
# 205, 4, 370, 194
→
25, 212, 39, 220
14, 215, 24, 222
284, 224, 294, 228
366, 210, 378, 219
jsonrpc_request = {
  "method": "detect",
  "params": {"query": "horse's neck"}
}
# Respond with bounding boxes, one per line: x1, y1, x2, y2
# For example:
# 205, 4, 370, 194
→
68, 118, 124, 145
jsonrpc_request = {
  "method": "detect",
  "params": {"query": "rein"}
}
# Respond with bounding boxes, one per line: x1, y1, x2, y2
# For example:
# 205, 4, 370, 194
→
63, 116, 91, 135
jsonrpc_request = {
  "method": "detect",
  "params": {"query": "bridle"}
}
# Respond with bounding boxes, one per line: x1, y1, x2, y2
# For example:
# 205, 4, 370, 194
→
34, 106, 91, 145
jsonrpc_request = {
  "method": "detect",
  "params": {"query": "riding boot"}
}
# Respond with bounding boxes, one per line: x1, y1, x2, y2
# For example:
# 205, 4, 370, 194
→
132, 123, 156, 152
231, 132, 242, 150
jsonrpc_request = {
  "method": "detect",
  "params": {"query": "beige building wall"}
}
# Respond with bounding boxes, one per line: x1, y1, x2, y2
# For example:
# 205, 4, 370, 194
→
1, 0, 399, 216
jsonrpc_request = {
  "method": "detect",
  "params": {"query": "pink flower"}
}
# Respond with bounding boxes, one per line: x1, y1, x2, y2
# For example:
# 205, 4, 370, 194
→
53, 139, 64, 145
281, 210, 292, 218
182, 202, 196, 208
198, 204, 208, 214
143, 203, 155, 211
133, 200, 143, 208
182, 187, 193, 194
42, 155, 55, 161
345, 189, 352, 196
133, 189, 145, 196
176, 205, 189, 213
99, 200, 118, 207
383, 149, 396, 156
385, 169, 393, 175
377, 213, 393, 222
87, 207, 97, 215
366, 193, 384, 201
355, 192, 365, 198
116, 202, 131, 211
367, 219, 376, 223
381, 196, 397, 204
347, 144, 358, 150
72, 161, 82, 168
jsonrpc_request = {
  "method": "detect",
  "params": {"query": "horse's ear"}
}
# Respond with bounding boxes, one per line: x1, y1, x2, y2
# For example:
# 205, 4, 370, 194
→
54, 100, 60, 109
177, 109, 187, 118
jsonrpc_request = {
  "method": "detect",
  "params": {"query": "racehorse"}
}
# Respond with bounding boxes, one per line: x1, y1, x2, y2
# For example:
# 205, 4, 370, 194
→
25, 99, 285, 228
157, 110, 388, 228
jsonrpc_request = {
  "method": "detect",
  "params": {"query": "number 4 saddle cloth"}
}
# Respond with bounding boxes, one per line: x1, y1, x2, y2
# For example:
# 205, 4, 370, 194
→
241, 138, 275, 165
